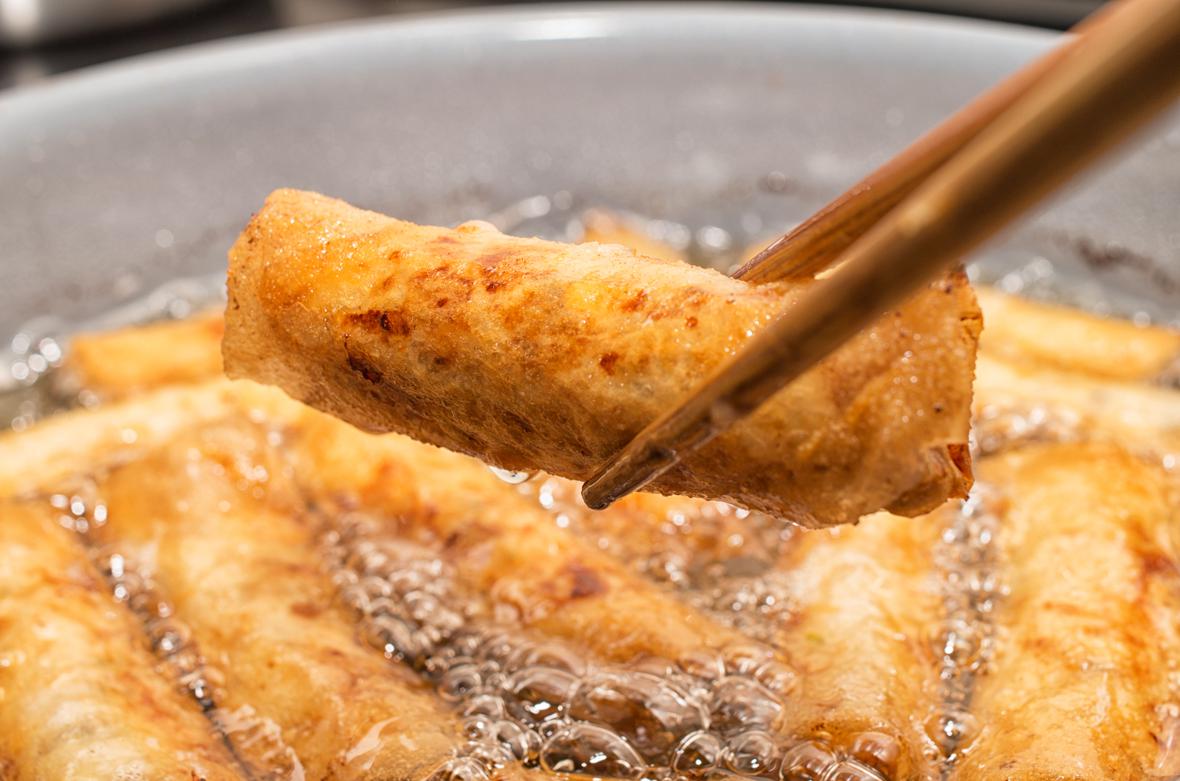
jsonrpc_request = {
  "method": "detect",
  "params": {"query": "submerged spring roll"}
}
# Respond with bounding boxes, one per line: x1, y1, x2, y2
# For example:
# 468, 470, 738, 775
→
0, 380, 240, 499
952, 444, 1180, 780
772, 512, 943, 780
513, 480, 942, 781
90, 421, 465, 781
578, 210, 688, 264
0, 501, 244, 780
273, 400, 763, 665
975, 287, 1180, 383
223, 189, 980, 527
62, 309, 225, 401
973, 353, 1180, 459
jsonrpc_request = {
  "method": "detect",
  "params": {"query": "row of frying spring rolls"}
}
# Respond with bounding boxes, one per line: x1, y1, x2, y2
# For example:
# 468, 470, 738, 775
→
1, 385, 778, 779
2, 226, 1179, 781
6, 395, 1178, 781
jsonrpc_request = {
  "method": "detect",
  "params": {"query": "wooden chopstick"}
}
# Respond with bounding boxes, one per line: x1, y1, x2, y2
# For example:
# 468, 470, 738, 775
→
731, 0, 1117, 285
581, 0, 1180, 511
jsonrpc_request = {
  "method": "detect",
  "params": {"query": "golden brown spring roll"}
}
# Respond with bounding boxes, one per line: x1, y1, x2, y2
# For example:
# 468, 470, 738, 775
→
275, 401, 762, 666
90, 421, 463, 781
579, 210, 687, 263
772, 512, 943, 780
976, 287, 1180, 383
223, 189, 980, 527
973, 353, 1180, 459
0, 379, 241, 498
261, 378, 936, 776
0, 501, 244, 780
516, 480, 941, 780
63, 309, 224, 401
952, 444, 1180, 780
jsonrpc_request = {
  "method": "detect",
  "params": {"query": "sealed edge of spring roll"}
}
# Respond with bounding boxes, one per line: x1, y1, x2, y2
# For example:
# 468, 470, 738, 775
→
950, 443, 1180, 780
0, 500, 245, 780
85, 419, 467, 781
222, 188, 981, 527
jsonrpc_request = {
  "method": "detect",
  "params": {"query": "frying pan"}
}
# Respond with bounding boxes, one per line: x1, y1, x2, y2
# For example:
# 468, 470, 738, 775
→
1, 2, 1178, 353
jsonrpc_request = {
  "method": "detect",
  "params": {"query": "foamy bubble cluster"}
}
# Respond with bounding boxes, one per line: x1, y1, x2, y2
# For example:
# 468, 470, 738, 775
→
91, 543, 221, 711
516, 476, 798, 642
930, 491, 1002, 766
973, 403, 1081, 457
779, 740, 894, 781
320, 512, 890, 781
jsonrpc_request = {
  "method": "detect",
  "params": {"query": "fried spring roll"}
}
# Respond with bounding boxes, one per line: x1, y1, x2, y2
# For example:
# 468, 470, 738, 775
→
90, 422, 463, 781
520, 483, 942, 780
0, 501, 244, 780
579, 210, 687, 264
223, 189, 980, 526
275, 402, 763, 665
974, 353, 1180, 459
0, 379, 240, 498
952, 444, 1180, 780
976, 287, 1180, 383
263, 385, 936, 775
773, 512, 943, 779
63, 309, 224, 400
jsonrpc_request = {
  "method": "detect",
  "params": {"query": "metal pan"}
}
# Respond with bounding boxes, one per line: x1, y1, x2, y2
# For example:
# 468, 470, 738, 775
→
1, 3, 1177, 345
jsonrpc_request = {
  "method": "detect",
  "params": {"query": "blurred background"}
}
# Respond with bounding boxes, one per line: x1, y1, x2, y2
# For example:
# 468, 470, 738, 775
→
0, 0, 1105, 90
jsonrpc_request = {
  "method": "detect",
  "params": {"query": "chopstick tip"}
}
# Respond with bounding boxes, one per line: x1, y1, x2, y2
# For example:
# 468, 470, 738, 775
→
581, 444, 681, 510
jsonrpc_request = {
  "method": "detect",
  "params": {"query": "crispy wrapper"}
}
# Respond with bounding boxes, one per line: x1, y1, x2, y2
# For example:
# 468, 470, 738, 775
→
63, 309, 225, 401
0, 501, 244, 780
975, 287, 1180, 383
89, 421, 464, 781
223, 189, 980, 527
953, 444, 1180, 780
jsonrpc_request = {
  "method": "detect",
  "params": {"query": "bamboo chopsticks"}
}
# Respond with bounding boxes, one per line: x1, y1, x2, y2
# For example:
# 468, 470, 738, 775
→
581, 0, 1180, 512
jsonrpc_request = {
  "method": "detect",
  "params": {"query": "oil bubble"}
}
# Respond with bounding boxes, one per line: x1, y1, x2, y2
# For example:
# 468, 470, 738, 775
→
540, 723, 646, 778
